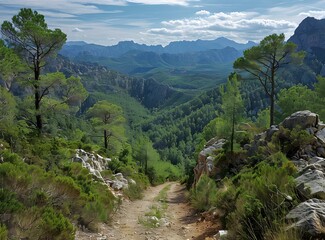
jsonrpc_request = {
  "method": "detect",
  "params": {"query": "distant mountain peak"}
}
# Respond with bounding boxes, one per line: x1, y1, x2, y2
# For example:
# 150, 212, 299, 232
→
288, 17, 325, 51
66, 41, 88, 46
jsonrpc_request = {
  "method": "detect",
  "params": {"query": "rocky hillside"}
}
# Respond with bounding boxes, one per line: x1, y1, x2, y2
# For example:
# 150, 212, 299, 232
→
288, 17, 325, 52
44, 56, 181, 109
288, 17, 325, 75
194, 110, 325, 238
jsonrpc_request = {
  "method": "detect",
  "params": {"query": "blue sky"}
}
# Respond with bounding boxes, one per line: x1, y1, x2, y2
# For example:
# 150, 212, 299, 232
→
0, 0, 324, 46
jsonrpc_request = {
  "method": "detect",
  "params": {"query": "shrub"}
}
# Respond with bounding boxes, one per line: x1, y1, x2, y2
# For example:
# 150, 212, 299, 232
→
0, 189, 23, 214
0, 224, 8, 240
124, 182, 143, 200
190, 174, 217, 211
79, 201, 107, 231
274, 126, 315, 157
39, 207, 75, 240
223, 152, 298, 239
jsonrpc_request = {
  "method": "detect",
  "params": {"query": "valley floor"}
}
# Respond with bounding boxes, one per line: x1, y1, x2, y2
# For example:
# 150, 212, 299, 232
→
76, 182, 220, 240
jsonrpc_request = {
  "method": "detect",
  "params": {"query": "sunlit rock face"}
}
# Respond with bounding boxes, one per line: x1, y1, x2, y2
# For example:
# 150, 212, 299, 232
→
72, 149, 134, 191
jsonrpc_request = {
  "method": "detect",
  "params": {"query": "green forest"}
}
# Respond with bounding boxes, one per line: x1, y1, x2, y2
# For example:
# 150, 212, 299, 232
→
1, 8, 325, 240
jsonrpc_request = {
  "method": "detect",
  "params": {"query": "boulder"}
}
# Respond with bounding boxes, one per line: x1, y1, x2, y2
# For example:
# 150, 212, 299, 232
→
295, 169, 325, 199
266, 125, 279, 141
286, 199, 325, 238
316, 128, 325, 144
112, 180, 127, 190
280, 111, 319, 130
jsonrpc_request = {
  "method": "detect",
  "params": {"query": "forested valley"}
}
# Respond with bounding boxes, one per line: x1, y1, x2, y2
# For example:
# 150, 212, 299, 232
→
1, 8, 325, 240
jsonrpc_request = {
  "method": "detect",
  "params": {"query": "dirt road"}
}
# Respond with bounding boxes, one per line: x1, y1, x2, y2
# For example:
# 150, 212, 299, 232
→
76, 182, 219, 240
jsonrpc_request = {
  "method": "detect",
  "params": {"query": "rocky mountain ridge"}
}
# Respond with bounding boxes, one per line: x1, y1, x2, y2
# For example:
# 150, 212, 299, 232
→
61, 37, 256, 58
288, 17, 325, 52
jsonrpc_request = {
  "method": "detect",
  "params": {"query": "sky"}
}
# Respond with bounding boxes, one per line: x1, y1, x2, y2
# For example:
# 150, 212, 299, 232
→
0, 0, 325, 46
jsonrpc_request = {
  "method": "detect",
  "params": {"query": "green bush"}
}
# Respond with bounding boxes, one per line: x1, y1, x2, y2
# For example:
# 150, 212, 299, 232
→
190, 174, 217, 211
0, 224, 8, 240
124, 182, 143, 200
0, 189, 23, 214
274, 126, 315, 157
222, 152, 298, 240
79, 201, 107, 231
39, 207, 75, 240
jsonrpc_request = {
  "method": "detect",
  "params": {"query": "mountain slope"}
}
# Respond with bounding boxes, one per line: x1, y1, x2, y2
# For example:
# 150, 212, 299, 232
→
45, 56, 184, 109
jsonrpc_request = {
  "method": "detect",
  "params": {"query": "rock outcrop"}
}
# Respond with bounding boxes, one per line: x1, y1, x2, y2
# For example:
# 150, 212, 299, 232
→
196, 111, 325, 238
73, 149, 111, 181
246, 110, 325, 238
193, 138, 226, 185
280, 110, 319, 130
288, 17, 325, 51
72, 149, 132, 191
286, 199, 325, 237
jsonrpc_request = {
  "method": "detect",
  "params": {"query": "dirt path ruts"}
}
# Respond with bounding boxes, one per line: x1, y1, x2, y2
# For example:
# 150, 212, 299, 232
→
76, 182, 219, 240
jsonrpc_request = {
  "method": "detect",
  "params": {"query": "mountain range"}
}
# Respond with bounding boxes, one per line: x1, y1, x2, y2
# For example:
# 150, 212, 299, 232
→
61, 37, 256, 58
60, 37, 255, 92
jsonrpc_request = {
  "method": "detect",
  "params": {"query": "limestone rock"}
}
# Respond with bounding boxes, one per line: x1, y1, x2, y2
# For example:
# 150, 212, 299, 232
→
316, 128, 325, 145
280, 110, 319, 130
286, 199, 325, 237
110, 173, 129, 190
296, 168, 325, 199
72, 149, 111, 181
193, 138, 226, 185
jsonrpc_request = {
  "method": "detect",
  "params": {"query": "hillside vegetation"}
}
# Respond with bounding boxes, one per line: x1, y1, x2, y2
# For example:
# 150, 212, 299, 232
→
1, 8, 325, 240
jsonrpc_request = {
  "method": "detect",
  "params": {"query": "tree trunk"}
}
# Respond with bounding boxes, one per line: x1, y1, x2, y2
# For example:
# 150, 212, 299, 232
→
230, 106, 235, 154
104, 129, 108, 149
270, 67, 275, 126
34, 67, 42, 132
145, 149, 148, 175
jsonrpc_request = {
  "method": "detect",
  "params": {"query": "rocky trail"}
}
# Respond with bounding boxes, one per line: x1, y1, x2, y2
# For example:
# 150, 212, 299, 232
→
76, 182, 220, 240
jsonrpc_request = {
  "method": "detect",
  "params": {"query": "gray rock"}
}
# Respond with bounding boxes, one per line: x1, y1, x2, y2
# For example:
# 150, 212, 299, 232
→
292, 159, 308, 172
316, 128, 325, 145
309, 157, 325, 165
266, 125, 279, 141
318, 122, 325, 131
286, 199, 325, 237
317, 147, 325, 158
114, 173, 124, 180
112, 180, 126, 190
296, 169, 325, 199
193, 138, 226, 186
72, 149, 111, 182
280, 111, 319, 130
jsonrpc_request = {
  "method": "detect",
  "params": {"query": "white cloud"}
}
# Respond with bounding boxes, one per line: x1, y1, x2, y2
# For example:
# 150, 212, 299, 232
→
195, 10, 210, 15
299, 10, 325, 19
145, 11, 297, 44
72, 28, 84, 32
127, 0, 190, 6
